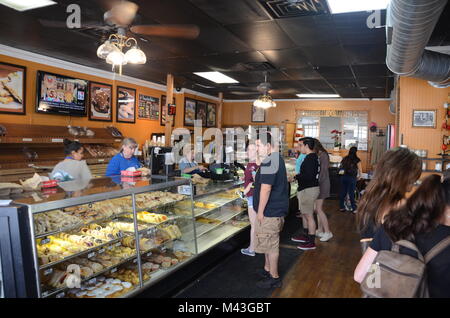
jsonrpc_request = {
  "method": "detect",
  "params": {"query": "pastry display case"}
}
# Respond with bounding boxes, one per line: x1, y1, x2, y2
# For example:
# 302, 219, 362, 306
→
186, 180, 249, 255
285, 158, 298, 199
0, 177, 250, 298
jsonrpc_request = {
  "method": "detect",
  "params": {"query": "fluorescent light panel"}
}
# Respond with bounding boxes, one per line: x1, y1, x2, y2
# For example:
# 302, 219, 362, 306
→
0, 0, 56, 11
326, 0, 390, 14
297, 94, 340, 98
194, 72, 238, 84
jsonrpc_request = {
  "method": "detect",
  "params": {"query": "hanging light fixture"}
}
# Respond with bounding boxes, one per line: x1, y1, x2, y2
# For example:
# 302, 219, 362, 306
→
253, 71, 277, 109
97, 32, 146, 75
253, 94, 276, 109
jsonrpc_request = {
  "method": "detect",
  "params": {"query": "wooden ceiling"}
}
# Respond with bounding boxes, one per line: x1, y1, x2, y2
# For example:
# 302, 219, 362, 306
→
0, 0, 448, 99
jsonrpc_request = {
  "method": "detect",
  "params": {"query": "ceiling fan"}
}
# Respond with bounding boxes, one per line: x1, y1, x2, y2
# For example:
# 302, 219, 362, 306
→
228, 72, 299, 96
39, 0, 200, 40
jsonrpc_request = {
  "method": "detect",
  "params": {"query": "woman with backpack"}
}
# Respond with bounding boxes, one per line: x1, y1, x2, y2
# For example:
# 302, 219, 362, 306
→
354, 174, 450, 297
339, 146, 362, 213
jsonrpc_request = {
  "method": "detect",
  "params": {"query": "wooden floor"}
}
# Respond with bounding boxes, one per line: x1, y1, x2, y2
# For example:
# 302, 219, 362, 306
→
271, 200, 363, 298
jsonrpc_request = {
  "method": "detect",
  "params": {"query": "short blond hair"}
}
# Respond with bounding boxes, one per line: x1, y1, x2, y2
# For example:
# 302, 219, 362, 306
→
121, 137, 138, 150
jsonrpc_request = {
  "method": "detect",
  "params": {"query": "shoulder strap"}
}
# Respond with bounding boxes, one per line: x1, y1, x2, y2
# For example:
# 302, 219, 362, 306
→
392, 240, 425, 262
424, 236, 450, 264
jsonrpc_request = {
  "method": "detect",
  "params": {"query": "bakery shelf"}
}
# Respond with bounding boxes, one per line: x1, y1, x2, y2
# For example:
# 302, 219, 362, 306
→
192, 197, 242, 218
180, 207, 246, 241
38, 233, 135, 270
41, 253, 139, 298
196, 224, 249, 255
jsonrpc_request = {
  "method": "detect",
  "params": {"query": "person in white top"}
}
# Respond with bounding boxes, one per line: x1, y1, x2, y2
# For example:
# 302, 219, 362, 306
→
51, 139, 92, 181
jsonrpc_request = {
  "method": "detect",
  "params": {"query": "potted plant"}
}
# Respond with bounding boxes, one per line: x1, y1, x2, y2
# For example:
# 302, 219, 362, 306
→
331, 129, 343, 149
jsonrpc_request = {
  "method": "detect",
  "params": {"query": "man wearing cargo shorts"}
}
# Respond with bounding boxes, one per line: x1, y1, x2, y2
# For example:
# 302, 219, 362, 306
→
253, 132, 289, 289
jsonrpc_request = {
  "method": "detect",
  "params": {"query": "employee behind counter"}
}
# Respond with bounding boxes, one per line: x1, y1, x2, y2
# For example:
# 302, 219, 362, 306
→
179, 145, 209, 177
106, 138, 141, 176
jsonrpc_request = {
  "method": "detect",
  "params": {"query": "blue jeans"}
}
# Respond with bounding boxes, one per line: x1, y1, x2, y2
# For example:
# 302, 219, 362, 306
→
340, 175, 357, 210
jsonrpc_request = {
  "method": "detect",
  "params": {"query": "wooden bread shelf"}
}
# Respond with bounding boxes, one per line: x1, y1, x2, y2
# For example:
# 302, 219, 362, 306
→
0, 123, 123, 144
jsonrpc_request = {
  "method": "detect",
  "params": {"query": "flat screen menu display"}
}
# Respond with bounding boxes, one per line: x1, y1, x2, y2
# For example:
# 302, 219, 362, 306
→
36, 71, 88, 116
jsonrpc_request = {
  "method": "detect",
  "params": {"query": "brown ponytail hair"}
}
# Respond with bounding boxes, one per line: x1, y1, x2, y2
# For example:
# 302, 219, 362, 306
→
383, 174, 446, 241
357, 147, 422, 233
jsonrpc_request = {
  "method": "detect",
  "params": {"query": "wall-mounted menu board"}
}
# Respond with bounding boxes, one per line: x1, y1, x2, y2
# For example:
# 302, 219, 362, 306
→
138, 94, 159, 120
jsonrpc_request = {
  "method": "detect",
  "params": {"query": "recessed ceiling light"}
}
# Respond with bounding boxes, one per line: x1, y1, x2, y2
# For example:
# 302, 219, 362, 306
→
0, 0, 57, 11
297, 94, 340, 98
326, 0, 390, 14
193, 72, 238, 84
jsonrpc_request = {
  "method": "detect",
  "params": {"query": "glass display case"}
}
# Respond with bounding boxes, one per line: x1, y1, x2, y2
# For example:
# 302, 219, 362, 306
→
285, 158, 298, 199
0, 176, 249, 298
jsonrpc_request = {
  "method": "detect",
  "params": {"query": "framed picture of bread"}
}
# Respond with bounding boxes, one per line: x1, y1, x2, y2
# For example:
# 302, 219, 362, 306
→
196, 100, 207, 127
160, 95, 176, 126
184, 98, 196, 127
88, 81, 112, 121
0, 61, 26, 115
207, 103, 216, 127
116, 86, 136, 123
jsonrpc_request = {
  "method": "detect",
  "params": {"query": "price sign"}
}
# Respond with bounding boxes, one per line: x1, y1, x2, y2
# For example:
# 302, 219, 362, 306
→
177, 185, 192, 196
110, 267, 117, 273
146, 252, 152, 257
51, 138, 64, 143
107, 245, 114, 250
22, 138, 33, 142
98, 159, 105, 163
88, 278, 96, 285
115, 242, 122, 247
133, 258, 138, 264
87, 252, 96, 259
42, 291, 50, 298
40, 238, 50, 245
98, 249, 105, 254
43, 268, 53, 276
56, 292, 65, 298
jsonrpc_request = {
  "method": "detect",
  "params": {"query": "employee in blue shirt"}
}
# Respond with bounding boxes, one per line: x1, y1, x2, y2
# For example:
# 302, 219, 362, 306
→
106, 137, 141, 176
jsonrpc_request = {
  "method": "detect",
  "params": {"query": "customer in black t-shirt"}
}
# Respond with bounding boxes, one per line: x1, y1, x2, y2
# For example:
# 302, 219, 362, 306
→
291, 137, 321, 250
253, 132, 289, 289
354, 174, 450, 297
339, 146, 362, 213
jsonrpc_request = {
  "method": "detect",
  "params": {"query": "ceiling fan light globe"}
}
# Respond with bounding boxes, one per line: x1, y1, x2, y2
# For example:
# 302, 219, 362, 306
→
125, 47, 146, 64
97, 40, 116, 59
106, 51, 127, 66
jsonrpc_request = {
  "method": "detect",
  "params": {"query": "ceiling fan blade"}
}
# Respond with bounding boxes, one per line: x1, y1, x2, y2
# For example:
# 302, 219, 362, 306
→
39, 19, 110, 30
102, 0, 138, 26
230, 91, 259, 95
130, 25, 200, 39
268, 88, 299, 95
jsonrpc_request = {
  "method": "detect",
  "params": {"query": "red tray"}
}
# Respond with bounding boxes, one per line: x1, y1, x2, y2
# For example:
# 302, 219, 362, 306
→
42, 180, 58, 188
120, 170, 142, 177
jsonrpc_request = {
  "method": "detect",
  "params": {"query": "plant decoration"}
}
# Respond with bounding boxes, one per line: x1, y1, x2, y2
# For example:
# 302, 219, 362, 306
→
331, 129, 343, 148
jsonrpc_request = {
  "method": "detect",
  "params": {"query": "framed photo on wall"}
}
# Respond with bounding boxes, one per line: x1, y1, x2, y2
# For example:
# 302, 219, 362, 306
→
160, 95, 176, 126
138, 94, 159, 121
251, 105, 265, 123
412, 109, 436, 128
116, 86, 136, 123
184, 98, 196, 126
207, 103, 216, 127
0, 61, 26, 115
196, 100, 207, 127
88, 82, 112, 121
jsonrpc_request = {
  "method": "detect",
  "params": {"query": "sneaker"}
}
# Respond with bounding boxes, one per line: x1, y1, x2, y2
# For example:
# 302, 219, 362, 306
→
319, 232, 333, 242
316, 230, 324, 237
291, 234, 309, 243
256, 268, 271, 279
256, 275, 282, 289
241, 248, 255, 257
297, 241, 317, 250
